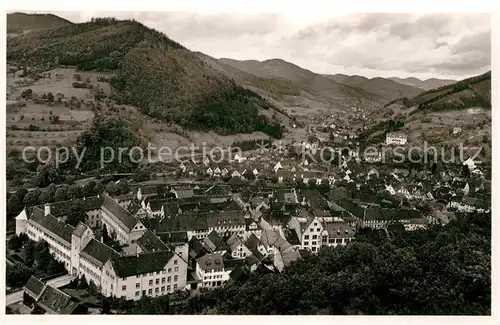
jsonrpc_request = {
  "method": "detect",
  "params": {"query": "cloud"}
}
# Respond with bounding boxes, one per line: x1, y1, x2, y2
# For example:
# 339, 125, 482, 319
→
46, 11, 491, 80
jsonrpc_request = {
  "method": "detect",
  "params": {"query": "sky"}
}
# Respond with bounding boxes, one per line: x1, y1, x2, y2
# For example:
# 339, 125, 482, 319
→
11, 10, 492, 80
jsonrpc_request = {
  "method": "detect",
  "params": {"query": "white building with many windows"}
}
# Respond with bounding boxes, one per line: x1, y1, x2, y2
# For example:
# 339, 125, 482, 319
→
16, 200, 187, 301
385, 132, 407, 145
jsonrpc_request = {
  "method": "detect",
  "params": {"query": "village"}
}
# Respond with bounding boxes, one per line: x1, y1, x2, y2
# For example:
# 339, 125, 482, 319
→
5, 128, 491, 314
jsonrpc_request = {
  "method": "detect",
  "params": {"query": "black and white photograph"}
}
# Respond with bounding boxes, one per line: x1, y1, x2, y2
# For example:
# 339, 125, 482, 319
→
2, 1, 495, 319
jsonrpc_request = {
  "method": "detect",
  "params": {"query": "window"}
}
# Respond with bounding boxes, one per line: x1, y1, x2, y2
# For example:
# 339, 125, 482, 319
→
312, 235, 317, 240
136, 275, 140, 279
313, 222, 317, 226
155, 287, 159, 293
304, 241, 309, 246
136, 283, 140, 289
179, 252, 183, 257
174, 267, 179, 272
156, 279, 159, 285
111, 284, 113, 290
161, 286, 165, 292
304, 235, 309, 240
135, 291, 139, 296
167, 285, 171, 291
312, 247, 317, 252
149, 280, 153, 286
316, 228, 321, 232
162, 270, 166, 274
167, 276, 171, 283
336, 238, 342, 243
312, 241, 317, 245
174, 284, 177, 290
162, 278, 166, 284
168, 268, 172, 272
322, 235, 328, 243
174, 275, 178, 282
148, 289, 152, 295
174, 260, 178, 265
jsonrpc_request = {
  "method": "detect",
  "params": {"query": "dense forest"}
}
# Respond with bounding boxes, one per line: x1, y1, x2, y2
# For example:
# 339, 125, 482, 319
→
106, 212, 490, 315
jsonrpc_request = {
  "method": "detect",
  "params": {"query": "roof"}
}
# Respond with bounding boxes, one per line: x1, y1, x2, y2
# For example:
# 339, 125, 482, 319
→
111, 250, 175, 278
196, 253, 224, 271
207, 211, 246, 228
139, 186, 158, 196
157, 231, 188, 246
101, 194, 138, 231
189, 236, 205, 258
284, 228, 301, 245
323, 221, 355, 238
81, 238, 118, 266
156, 212, 209, 233
72, 222, 87, 238
204, 230, 229, 252
136, 229, 169, 253
260, 228, 291, 252
29, 207, 75, 245
37, 285, 80, 314
24, 275, 45, 298
229, 266, 250, 283
244, 233, 261, 252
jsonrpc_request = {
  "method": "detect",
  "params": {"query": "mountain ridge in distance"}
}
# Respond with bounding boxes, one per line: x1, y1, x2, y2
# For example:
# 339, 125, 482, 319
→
388, 76, 456, 91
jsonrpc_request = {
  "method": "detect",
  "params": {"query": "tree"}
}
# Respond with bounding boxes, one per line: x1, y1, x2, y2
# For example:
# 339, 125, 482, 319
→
34, 242, 52, 272
102, 224, 110, 242
36, 164, 59, 187
106, 182, 120, 196
21, 89, 33, 100
47, 258, 64, 275
94, 182, 105, 195
67, 185, 82, 199
78, 275, 89, 289
23, 240, 36, 267
8, 234, 28, 251
6, 263, 34, 286
39, 188, 54, 204
101, 298, 111, 314
7, 194, 23, 217
66, 201, 87, 227
23, 189, 41, 206
117, 181, 130, 195
82, 180, 97, 197
54, 185, 69, 202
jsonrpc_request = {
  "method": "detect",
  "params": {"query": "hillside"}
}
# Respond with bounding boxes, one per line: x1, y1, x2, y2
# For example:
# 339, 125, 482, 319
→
7, 17, 284, 138
7, 12, 73, 33
388, 76, 456, 91
361, 71, 492, 151
408, 71, 491, 112
216, 57, 386, 112
324, 74, 423, 102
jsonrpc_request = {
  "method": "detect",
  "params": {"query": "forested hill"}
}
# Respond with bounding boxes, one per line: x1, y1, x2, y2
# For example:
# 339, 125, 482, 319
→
125, 212, 490, 315
385, 71, 491, 112
7, 17, 284, 138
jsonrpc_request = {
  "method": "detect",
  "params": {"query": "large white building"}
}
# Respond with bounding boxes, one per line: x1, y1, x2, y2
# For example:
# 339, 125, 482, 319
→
16, 196, 188, 301
385, 132, 407, 145
288, 216, 355, 253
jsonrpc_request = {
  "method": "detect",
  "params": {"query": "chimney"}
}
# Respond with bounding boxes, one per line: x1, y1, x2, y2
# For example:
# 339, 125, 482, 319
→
44, 203, 51, 216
